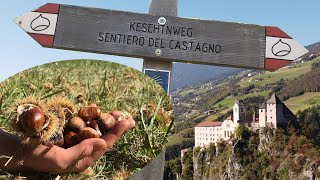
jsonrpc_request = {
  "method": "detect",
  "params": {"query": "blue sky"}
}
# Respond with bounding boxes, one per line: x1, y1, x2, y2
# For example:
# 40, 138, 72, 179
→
1, 0, 319, 81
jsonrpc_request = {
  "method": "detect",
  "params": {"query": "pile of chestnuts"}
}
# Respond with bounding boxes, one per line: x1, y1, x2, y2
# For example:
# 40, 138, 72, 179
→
63, 104, 131, 148
11, 96, 132, 148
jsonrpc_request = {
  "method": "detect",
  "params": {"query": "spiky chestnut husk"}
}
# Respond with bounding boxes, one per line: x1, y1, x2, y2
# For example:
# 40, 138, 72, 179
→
46, 97, 76, 144
22, 112, 61, 146
46, 97, 76, 121
11, 96, 62, 146
11, 96, 47, 134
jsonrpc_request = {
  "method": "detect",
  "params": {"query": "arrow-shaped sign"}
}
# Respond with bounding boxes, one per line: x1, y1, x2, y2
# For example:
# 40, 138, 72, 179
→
15, 3, 308, 71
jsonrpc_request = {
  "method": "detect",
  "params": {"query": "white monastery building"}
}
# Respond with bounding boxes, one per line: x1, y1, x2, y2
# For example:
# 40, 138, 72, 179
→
195, 93, 296, 147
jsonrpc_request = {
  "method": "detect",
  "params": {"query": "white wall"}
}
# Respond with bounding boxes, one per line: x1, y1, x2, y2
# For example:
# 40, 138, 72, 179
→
259, 108, 266, 127
221, 120, 235, 140
195, 120, 236, 147
195, 126, 223, 147
266, 103, 277, 128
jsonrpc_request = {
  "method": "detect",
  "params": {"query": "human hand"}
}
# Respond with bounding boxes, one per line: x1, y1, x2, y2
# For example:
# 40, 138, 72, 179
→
1, 118, 135, 173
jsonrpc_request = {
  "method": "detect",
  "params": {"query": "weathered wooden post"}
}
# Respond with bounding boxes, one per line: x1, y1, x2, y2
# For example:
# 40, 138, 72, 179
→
143, 0, 178, 95
132, 1, 178, 179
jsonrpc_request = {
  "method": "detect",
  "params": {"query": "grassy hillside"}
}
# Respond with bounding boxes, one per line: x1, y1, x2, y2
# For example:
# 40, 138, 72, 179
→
214, 91, 270, 109
285, 92, 320, 114
239, 57, 320, 113
241, 61, 317, 88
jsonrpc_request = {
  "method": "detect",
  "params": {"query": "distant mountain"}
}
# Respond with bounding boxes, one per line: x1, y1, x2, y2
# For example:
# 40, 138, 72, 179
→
305, 41, 320, 55
171, 62, 241, 90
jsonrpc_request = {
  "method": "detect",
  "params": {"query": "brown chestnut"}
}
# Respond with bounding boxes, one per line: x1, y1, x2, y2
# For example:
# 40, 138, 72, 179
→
67, 117, 86, 133
64, 131, 78, 148
87, 120, 102, 137
99, 113, 116, 130
78, 107, 101, 123
78, 127, 100, 142
20, 106, 46, 133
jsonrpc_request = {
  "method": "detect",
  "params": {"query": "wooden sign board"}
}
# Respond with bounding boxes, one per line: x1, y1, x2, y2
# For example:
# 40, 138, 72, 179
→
15, 3, 308, 71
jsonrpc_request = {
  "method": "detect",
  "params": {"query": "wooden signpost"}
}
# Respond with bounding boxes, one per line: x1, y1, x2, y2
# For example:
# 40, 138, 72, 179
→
15, 3, 308, 72
15, 1, 309, 179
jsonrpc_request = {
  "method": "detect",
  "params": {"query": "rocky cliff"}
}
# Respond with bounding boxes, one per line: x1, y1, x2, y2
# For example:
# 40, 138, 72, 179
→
191, 126, 320, 180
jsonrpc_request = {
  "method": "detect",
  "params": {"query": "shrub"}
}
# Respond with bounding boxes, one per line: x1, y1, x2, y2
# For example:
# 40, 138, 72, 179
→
234, 125, 250, 140
278, 167, 289, 180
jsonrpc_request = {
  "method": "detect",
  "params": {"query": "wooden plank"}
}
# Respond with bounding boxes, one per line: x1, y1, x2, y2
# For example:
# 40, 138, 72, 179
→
53, 4, 265, 69
15, 3, 309, 70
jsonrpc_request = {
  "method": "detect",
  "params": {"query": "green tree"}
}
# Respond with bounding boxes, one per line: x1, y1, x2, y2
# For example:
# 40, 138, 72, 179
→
181, 148, 194, 180
234, 125, 251, 140
297, 106, 320, 146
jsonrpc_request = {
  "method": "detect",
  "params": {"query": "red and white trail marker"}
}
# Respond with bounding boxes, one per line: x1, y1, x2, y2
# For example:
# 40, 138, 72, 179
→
265, 27, 309, 70
15, 3, 308, 71
15, 3, 59, 47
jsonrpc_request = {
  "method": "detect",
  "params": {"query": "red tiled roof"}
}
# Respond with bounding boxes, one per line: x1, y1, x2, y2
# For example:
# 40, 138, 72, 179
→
195, 122, 222, 127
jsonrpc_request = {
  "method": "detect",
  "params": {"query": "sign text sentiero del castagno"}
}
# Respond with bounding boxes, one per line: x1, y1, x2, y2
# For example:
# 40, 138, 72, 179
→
15, 3, 309, 71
